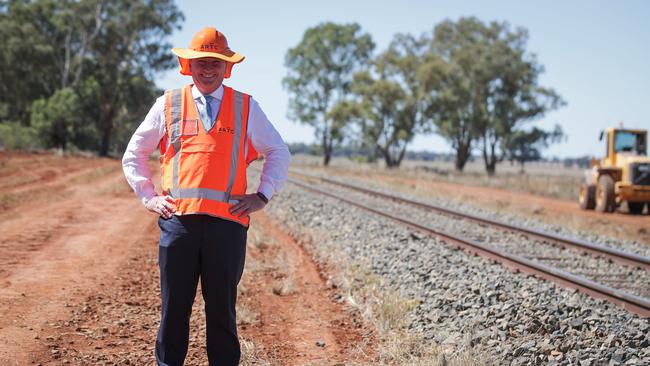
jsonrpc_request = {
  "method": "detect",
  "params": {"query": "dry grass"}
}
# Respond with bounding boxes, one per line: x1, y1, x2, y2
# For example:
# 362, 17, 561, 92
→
344, 263, 485, 366
269, 249, 296, 296
237, 303, 260, 326
0, 183, 68, 210
271, 273, 295, 296
239, 338, 275, 366
238, 224, 280, 365
98, 179, 134, 196
287, 224, 488, 366
248, 224, 273, 251
292, 154, 582, 201
68, 165, 120, 184
426, 169, 581, 201
248, 224, 296, 296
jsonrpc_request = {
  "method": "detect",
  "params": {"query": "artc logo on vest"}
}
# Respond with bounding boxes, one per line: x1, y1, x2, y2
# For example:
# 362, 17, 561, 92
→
218, 126, 235, 135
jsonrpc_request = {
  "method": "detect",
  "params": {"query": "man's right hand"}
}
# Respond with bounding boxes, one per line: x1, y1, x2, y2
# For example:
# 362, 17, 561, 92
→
145, 195, 177, 219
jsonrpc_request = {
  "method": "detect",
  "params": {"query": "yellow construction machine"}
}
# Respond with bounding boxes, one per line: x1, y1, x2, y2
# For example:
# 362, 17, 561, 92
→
579, 127, 650, 214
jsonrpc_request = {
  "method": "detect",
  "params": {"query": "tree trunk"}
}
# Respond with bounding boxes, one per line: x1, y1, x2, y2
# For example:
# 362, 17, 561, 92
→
323, 152, 331, 166
321, 128, 331, 166
384, 153, 395, 168
55, 120, 66, 151
377, 144, 398, 169
99, 126, 111, 156
454, 141, 471, 171
323, 140, 333, 167
485, 161, 496, 176
484, 146, 496, 176
99, 103, 115, 157
384, 145, 408, 169
482, 138, 498, 176
393, 145, 407, 168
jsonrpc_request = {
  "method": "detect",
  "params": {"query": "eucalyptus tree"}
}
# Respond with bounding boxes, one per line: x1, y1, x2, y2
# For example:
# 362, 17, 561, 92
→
502, 125, 564, 172
419, 52, 476, 171
475, 20, 564, 175
88, 0, 183, 156
420, 18, 489, 171
1, 0, 110, 122
0, 0, 182, 155
0, 0, 63, 124
283, 22, 375, 165
422, 17, 564, 174
349, 73, 414, 167
343, 34, 427, 168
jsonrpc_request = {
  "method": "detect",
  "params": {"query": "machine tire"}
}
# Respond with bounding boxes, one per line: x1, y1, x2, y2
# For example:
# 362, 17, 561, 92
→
578, 182, 596, 210
595, 175, 616, 213
628, 202, 645, 215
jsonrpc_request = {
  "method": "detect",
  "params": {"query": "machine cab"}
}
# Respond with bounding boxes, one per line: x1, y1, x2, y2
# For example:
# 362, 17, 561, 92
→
599, 128, 647, 167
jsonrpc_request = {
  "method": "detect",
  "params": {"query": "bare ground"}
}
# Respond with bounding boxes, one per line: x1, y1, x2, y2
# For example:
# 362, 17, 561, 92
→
0, 151, 375, 365
3, 151, 646, 365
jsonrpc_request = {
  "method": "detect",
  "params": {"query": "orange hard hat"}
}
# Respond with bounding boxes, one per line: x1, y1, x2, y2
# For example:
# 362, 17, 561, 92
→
172, 27, 245, 78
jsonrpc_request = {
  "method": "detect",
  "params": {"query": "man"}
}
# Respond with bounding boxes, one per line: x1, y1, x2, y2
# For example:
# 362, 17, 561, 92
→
122, 27, 290, 366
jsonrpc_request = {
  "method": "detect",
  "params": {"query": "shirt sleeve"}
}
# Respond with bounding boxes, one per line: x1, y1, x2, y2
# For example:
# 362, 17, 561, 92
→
248, 97, 291, 200
121, 95, 166, 205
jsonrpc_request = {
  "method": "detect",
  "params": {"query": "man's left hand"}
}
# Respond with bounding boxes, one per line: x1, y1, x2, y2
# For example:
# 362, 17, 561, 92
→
229, 194, 267, 217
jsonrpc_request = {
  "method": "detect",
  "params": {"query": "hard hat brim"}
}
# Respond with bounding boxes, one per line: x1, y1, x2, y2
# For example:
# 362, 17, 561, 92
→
171, 48, 245, 64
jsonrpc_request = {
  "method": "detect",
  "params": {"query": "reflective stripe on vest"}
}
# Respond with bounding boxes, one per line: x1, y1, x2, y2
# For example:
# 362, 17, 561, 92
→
161, 84, 251, 226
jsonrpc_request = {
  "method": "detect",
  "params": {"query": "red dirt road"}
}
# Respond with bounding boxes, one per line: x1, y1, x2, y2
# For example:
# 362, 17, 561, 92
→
239, 213, 374, 364
0, 152, 373, 365
0, 152, 155, 364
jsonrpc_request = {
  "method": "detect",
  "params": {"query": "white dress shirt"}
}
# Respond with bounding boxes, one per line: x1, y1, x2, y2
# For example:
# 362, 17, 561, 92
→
122, 84, 291, 206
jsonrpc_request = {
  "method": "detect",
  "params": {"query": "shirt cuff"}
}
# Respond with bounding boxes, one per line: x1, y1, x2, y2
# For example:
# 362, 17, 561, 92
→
257, 182, 274, 201
139, 188, 157, 206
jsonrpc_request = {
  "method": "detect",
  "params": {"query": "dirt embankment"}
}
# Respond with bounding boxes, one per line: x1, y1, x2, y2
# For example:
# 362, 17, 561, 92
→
0, 151, 374, 365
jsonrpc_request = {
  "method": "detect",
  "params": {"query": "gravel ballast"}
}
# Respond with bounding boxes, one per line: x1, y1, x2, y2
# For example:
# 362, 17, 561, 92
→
307, 177, 650, 300
264, 176, 650, 366
308, 171, 650, 259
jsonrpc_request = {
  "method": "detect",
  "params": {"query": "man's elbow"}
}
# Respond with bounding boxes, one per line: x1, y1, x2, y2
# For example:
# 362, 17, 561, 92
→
121, 151, 133, 169
263, 143, 291, 161
281, 142, 291, 158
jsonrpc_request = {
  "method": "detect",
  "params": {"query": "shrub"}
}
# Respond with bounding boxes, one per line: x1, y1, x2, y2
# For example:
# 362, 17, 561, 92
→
0, 121, 41, 150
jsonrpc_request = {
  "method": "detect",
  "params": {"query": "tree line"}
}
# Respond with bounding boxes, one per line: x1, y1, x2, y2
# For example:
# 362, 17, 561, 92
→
1, 4, 563, 174
283, 18, 566, 175
287, 142, 592, 170
0, 0, 183, 156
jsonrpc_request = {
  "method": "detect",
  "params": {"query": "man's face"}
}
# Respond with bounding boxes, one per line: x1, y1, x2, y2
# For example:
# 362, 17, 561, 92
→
190, 57, 226, 94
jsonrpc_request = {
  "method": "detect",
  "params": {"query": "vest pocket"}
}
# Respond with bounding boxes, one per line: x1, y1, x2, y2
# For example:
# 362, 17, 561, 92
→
181, 119, 199, 136
178, 143, 230, 189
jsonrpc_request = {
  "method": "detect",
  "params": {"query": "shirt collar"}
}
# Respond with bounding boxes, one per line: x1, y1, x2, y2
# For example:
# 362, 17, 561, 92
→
191, 84, 223, 101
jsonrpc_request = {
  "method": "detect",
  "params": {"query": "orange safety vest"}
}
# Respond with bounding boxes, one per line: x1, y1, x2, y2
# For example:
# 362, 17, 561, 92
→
159, 84, 259, 226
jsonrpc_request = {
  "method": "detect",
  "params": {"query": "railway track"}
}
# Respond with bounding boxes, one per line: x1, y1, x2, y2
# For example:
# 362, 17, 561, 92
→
286, 169, 650, 317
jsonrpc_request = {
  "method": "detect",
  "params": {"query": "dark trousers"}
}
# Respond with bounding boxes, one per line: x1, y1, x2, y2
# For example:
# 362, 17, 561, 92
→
155, 214, 247, 366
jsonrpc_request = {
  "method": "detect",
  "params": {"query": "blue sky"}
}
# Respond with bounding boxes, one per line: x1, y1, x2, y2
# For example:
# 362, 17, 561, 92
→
158, 0, 650, 158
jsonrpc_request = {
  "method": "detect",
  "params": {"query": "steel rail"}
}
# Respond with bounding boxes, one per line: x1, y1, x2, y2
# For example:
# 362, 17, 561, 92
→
290, 169, 650, 271
285, 175, 650, 317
